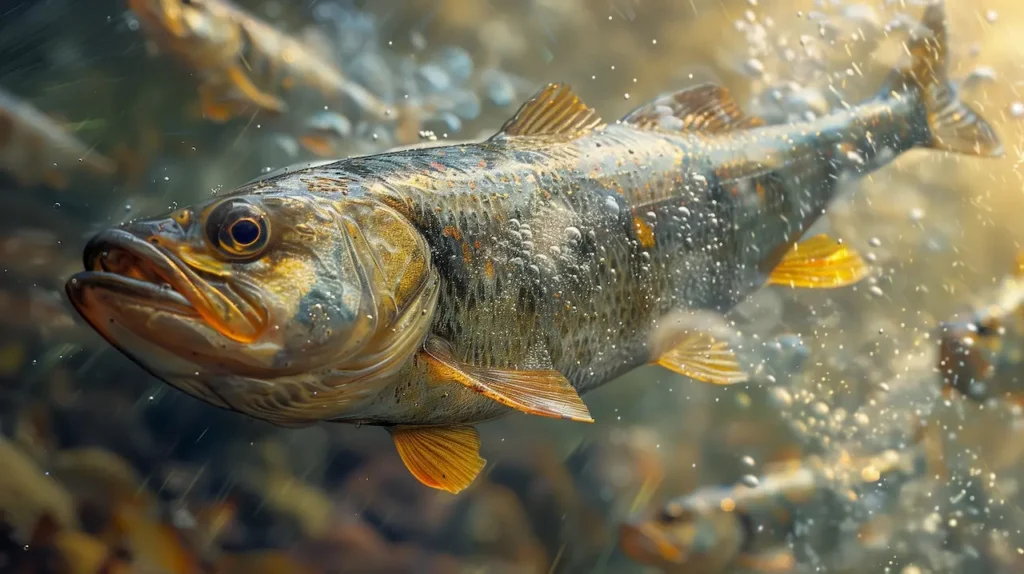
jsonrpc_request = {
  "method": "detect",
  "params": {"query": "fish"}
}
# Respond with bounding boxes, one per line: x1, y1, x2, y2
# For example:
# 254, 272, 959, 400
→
938, 252, 1024, 405
618, 449, 924, 573
66, 3, 999, 494
0, 87, 116, 189
128, 0, 392, 123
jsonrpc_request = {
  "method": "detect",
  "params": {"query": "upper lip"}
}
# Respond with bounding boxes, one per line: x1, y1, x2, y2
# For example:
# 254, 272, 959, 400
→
72, 227, 267, 343
69, 228, 195, 312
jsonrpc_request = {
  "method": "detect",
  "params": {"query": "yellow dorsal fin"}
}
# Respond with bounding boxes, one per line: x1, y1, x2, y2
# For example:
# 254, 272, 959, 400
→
389, 425, 486, 494
653, 330, 748, 385
767, 234, 869, 289
490, 83, 604, 140
421, 335, 593, 422
621, 83, 764, 133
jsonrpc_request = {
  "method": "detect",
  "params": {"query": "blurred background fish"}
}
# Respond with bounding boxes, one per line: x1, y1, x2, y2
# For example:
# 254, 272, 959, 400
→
0, 87, 115, 189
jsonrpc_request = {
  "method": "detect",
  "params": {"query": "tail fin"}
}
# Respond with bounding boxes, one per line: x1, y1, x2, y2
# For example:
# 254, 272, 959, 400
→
902, 2, 1002, 157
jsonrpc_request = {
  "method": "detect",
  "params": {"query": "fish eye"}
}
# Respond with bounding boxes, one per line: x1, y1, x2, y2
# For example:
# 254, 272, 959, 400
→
229, 218, 260, 246
205, 199, 270, 259
974, 318, 1002, 337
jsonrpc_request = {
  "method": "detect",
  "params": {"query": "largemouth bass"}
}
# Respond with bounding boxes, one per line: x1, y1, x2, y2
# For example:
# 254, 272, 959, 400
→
66, 4, 1000, 494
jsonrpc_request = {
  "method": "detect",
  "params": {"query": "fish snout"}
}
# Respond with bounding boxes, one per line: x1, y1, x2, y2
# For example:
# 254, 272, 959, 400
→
937, 321, 992, 396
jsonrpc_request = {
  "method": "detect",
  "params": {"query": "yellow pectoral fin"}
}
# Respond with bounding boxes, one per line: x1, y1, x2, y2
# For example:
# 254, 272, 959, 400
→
421, 336, 593, 423
654, 330, 748, 385
767, 234, 869, 289
226, 66, 288, 114
389, 425, 486, 494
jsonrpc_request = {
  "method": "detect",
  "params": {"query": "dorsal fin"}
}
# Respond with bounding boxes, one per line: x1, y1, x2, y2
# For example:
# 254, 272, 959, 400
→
490, 83, 604, 140
621, 83, 764, 133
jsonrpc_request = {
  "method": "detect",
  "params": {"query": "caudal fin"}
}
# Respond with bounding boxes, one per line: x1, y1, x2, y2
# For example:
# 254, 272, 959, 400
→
901, 2, 1002, 157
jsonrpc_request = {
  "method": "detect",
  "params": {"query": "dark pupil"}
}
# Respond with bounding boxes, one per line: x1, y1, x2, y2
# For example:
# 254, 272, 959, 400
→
230, 219, 260, 246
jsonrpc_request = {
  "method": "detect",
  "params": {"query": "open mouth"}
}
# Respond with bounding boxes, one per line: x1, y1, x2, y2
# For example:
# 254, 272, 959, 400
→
938, 330, 992, 390
66, 228, 267, 343
67, 229, 197, 315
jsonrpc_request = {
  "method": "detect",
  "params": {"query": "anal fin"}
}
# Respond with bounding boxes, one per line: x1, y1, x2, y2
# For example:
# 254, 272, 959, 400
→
389, 425, 485, 494
621, 83, 764, 133
653, 330, 748, 385
421, 336, 593, 422
767, 234, 869, 289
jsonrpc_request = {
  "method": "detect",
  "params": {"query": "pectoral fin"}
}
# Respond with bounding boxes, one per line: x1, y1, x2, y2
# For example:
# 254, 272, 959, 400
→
735, 548, 796, 572
226, 65, 288, 114
389, 425, 486, 494
767, 234, 868, 289
298, 134, 338, 157
198, 85, 236, 123
654, 330, 748, 385
421, 336, 593, 422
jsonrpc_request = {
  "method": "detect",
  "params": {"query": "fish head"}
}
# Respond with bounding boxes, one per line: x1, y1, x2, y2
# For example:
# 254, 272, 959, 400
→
938, 311, 1003, 400
618, 499, 744, 572
128, 0, 237, 54
66, 188, 438, 425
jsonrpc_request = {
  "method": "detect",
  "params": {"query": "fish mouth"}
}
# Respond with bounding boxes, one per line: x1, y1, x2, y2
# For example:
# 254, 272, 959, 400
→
937, 324, 992, 395
66, 229, 266, 343
68, 230, 196, 317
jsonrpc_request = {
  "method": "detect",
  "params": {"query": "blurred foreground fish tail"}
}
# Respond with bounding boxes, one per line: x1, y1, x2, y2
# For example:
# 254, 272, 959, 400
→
895, 1, 1002, 157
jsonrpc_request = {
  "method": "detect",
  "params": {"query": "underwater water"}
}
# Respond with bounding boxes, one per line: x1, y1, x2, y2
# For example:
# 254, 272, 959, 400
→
1, 0, 1024, 572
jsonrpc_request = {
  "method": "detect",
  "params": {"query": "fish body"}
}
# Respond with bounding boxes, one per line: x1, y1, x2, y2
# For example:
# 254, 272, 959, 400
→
67, 3, 1000, 493
0, 87, 115, 188
938, 255, 1024, 404
128, 0, 391, 122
